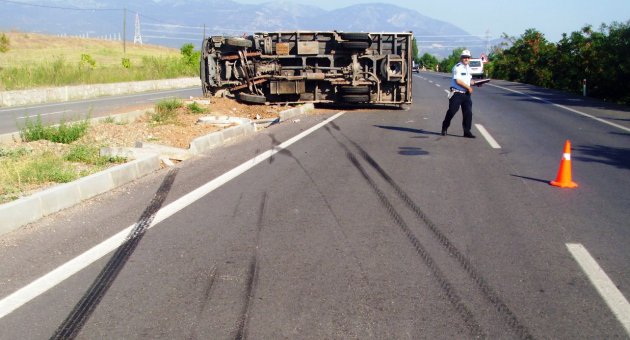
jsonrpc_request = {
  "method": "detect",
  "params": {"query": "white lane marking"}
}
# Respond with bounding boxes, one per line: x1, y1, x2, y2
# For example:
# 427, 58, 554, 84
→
475, 124, 501, 149
0, 111, 346, 319
489, 83, 630, 133
0, 88, 195, 113
566, 243, 630, 335
444, 89, 450, 95
16, 111, 67, 119
435, 84, 441, 88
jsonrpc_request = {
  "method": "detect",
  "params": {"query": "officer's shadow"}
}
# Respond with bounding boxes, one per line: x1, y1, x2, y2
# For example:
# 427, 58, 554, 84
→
373, 125, 439, 138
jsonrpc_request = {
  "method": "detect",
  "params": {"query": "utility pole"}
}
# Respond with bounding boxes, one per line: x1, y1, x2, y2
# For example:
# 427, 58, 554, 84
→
123, 8, 127, 55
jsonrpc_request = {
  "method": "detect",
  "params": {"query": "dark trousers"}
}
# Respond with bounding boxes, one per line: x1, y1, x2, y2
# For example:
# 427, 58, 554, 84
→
442, 92, 473, 133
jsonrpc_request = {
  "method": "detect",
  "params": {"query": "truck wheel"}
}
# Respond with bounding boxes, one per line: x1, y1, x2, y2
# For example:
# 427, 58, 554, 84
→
339, 41, 370, 50
341, 94, 370, 103
339, 33, 370, 41
225, 38, 252, 48
238, 92, 267, 104
339, 86, 370, 94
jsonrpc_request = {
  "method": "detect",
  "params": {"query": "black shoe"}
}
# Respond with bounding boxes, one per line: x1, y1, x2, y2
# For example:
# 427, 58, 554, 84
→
441, 129, 447, 136
463, 132, 476, 138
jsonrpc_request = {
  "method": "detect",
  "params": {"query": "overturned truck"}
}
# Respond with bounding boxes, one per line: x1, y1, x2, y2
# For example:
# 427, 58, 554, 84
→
200, 31, 413, 107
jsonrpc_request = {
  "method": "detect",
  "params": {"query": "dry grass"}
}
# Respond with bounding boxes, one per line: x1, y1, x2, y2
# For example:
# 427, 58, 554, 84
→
0, 31, 181, 68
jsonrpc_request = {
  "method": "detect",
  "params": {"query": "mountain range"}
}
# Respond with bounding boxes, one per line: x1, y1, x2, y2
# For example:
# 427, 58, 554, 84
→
0, 0, 490, 58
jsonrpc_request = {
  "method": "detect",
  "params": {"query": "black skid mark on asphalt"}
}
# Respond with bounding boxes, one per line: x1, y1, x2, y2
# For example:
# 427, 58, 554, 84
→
232, 193, 244, 219
235, 192, 266, 340
50, 168, 179, 340
345, 152, 486, 338
349, 140, 535, 340
187, 266, 218, 340
266, 133, 289, 165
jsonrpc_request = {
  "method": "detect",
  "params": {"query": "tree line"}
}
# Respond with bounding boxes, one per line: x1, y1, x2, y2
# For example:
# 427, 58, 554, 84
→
414, 20, 630, 105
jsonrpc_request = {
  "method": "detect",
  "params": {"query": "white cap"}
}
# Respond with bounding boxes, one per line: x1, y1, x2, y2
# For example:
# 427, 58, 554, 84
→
461, 49, 472, 58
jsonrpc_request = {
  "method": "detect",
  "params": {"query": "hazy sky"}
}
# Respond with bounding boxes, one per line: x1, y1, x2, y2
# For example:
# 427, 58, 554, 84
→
235, 0, 629, 42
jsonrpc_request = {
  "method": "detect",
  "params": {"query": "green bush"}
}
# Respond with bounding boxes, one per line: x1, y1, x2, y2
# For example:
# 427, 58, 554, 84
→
488, 21, 630, 104
0, 33, 9, 53
187, 101, 205, 114
64, 144, 126, 165
0, 146, 31, 159
151, 98, 183, 124
20, 115, 89, 144
180, 43, 201, 68
80, 54, 97, 68
18, 151, 78, 183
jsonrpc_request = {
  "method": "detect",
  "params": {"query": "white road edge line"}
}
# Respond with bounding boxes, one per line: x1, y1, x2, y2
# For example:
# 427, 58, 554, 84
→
0, 88, 194, 113
488, 83, 630, 133
475, 124, 501, 149
566, 243, 630, 336
17, 111, 67, 119
0, 111, 346, 319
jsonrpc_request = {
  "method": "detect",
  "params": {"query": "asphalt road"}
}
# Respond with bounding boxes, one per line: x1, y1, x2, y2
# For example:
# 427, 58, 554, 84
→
0, 87, 202, 134
0, 72, 629, 339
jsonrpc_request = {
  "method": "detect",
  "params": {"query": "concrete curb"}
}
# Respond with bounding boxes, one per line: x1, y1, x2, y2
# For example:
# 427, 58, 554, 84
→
0, 103, 315, 236
0, 78, 200, 107
0, 154, 160, 236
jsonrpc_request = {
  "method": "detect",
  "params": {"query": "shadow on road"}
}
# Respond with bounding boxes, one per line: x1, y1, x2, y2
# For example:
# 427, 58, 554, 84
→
574, 144, 630, 171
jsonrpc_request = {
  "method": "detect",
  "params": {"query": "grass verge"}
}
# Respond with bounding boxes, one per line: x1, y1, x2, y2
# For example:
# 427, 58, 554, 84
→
0, 117, 127, 204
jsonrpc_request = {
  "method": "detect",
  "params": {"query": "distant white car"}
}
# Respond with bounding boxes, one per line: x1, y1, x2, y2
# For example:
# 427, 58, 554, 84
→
469, 58, 484, 79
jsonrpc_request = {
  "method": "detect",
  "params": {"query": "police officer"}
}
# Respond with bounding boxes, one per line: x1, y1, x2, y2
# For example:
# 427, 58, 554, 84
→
442, 49, 477, 138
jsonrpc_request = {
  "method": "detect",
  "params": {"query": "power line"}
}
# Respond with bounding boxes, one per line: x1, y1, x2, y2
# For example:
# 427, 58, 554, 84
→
0, 0, 122, 11
143, 23, 204, 30
143, 29, 204, 36
143, 35, 203, 41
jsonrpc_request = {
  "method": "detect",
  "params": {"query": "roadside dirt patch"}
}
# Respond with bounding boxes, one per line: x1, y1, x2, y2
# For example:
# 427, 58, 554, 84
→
79, 96, 298, 149
0, 96, 337, 203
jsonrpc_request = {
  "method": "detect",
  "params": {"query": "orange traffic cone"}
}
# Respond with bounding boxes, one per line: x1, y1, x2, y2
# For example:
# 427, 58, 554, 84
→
550, 140, 578, 188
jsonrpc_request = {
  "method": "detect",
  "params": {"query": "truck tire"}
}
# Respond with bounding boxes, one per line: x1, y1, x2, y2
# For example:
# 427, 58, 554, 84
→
339, 33, 370, 41
339, 41, 370, 50
341, 94, 370, 103
238, 92, 267, 104
339, 86, 370, 94
225, 38, 252, 48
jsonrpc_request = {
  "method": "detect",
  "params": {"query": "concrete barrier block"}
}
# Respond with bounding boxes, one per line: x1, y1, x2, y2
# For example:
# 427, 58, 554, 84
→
222, 125, 244, 140
109, 162, 140, 187
75, 171, 115, 200
0, 197, 42, 235
190, 133, 223, 154
33, 182, 82, 216
134, 155, 161, 175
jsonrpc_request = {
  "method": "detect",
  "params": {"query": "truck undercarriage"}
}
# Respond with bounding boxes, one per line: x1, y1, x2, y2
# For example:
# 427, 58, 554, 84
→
200, 31, 413, 107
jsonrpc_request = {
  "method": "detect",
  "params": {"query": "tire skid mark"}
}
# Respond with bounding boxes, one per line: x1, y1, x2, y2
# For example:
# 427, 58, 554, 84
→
345, 152, 486, 338
235, 192, 266, 340
349, 140, 534, 340
50, 168, 179, 340
187, 266, 218, 340
273, 128, 372, 286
